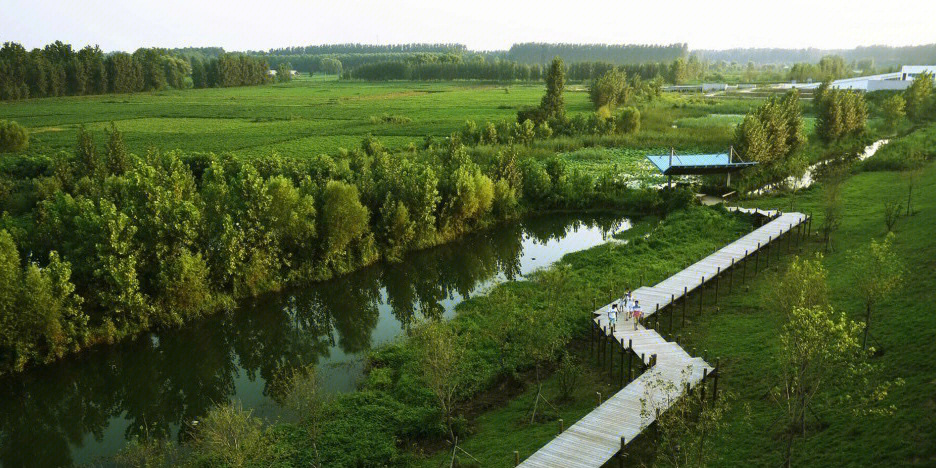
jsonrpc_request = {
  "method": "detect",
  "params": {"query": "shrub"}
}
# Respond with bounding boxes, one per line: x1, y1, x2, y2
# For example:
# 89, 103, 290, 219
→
617, 107, 641, 134
0, 120, 29, 153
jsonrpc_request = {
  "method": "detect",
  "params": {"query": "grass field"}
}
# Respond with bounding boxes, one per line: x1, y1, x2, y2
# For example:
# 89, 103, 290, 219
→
0, 75, 597, 159
0, 77, 773, 164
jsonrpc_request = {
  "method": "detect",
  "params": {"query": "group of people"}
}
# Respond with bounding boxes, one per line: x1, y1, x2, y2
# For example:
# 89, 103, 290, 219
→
606, 291, 642, 331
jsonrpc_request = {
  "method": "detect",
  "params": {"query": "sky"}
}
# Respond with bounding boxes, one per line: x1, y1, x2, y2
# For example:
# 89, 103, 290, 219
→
3, 0, 935, 53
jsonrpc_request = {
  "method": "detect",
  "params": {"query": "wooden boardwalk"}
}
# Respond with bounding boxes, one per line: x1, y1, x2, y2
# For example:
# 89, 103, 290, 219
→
518, 209, 809, 468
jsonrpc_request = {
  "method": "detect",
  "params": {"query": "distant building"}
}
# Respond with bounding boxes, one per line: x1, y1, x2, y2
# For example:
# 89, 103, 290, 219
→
268, 69, 299, 77
900, 65, 936, 81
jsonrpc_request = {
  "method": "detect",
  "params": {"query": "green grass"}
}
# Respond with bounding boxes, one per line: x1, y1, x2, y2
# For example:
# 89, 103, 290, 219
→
409, 156, 936, 467
1, 77, 762, 165
688, 160, 936, 466
0, 76, 592, 159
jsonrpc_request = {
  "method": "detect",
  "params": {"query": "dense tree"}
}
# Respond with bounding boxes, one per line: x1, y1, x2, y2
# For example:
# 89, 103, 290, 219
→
319, 57, 342, 75
850, 233, 903, 350
589, 68, 629, 111
903, 72, 933, 121
540, 57, 566, 121
816, 89, 867, 142
733, 90, 805, 185
275, 63, 292, 83
881, 94, 906, 133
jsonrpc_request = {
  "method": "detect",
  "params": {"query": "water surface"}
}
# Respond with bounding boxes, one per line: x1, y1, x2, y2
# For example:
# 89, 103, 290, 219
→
0, 213, 630, 467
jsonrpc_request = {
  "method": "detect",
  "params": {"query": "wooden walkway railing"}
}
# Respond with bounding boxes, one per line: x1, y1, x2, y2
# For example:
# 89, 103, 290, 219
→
517, 208, 810, 467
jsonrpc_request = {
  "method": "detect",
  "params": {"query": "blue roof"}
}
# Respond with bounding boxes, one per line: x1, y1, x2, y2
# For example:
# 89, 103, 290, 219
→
646, 153, 757, 175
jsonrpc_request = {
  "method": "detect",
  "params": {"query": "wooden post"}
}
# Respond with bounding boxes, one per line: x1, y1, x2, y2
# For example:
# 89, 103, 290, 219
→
596, 392, 602, 407
514, 450, 520, 466
755, 242, 760, 273
742, 250, 748, 283
655, 304, 660, 330
590, 322, 595, 358
620, 341, 625, 388
787, 224, 793, 251
626, 339, 633, 378
729, 258, 734, 293
641, 353, 646, 372
682, 287, 688, 327
601, 326, 607, 365
619, 437, 626, 468
701, 368, 708, 402
766, 236, 771, 268
559, 418, 564, 434
609, 332, 615, 377
713, 358, 720, 402
715, 266, 721, 304
699, 276, 705, 315
669, 294, 675, 333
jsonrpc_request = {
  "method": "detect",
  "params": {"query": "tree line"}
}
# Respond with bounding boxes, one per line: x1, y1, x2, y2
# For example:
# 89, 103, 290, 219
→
0, 41, 272, 100
265, 52, 460, 75
506, 42, 688, 65
0, 113, 666, 373
265, 43, 468, 56
694, 44, 936, 68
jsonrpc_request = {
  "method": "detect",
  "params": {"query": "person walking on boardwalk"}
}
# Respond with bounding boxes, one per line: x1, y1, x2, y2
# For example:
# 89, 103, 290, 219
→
608, 304, 618, 331
632, 300, 642, 330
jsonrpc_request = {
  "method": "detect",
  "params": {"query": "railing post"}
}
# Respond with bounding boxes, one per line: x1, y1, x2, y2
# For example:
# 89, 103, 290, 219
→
755, 242, 760, 274
619, 437, 627, 468
713, 358, 720, 402
596, 392, 602, 407
559, 418, 564, 434
699, 277, 705, 315
669, 294, 675, 333
701, 368, 708, 402
729, 258, 734, 292
514, 450, 520, 466
766, 236, 771, 268
742, 250, 748, 283
715, 267, 721, 304
609, 331, 615, 377
627, 339, 633, 382
682, 287, 688, 327
620, 341, 625, 388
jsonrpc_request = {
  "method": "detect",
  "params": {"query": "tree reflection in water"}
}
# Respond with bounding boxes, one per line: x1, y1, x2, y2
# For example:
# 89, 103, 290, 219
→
0, 212, 628, 467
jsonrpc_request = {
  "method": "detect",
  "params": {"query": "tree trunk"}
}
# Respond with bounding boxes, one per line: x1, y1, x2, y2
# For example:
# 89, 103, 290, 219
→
863, 302, 872, 349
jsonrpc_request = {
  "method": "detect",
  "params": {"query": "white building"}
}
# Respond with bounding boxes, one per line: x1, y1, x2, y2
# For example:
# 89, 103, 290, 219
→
900, 65, 936, 81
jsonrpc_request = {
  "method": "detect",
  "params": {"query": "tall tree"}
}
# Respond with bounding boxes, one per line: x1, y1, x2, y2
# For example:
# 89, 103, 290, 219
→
850, 233, 903, 350
540, 56, 566, 121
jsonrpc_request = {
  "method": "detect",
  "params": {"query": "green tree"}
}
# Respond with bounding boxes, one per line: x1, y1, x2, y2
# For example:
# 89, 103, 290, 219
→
775, 305, 866, 467
850, 233, 903, 350
903, 72, 933, 121
319, 180, 370, 262
104, 123, 130, 175
0, 119, 28, 153
540, 56, 566, 121
589, 68, 629, 111
413, 320, 469, 440
881, 94, 906, 133
617, 106, 640, 134
276, 63, 292, 83
766, 254, 830, 318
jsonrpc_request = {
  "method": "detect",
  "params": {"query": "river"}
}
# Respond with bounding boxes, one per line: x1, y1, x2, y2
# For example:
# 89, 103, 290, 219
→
0, 213, 631, 467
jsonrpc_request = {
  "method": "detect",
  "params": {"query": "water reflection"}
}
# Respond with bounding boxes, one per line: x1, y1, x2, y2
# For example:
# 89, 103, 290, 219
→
0, 213, 628, 467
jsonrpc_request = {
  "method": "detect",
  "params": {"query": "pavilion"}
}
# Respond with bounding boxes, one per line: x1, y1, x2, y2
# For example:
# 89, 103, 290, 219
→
645, 147, 757, 187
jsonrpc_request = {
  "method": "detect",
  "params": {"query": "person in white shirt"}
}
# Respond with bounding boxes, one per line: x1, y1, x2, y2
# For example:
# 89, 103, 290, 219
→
609, 303, 618, 331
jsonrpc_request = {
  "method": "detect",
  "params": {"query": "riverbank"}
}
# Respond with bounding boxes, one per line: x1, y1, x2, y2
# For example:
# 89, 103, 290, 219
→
108, 205, 752, 466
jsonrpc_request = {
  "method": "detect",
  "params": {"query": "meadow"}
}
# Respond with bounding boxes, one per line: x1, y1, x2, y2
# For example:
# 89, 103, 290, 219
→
0, 75, 772, 164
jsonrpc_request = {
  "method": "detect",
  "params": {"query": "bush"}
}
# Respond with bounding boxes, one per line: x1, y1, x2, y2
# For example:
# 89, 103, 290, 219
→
0, 120, 29, 153
617, 107, 641, 134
